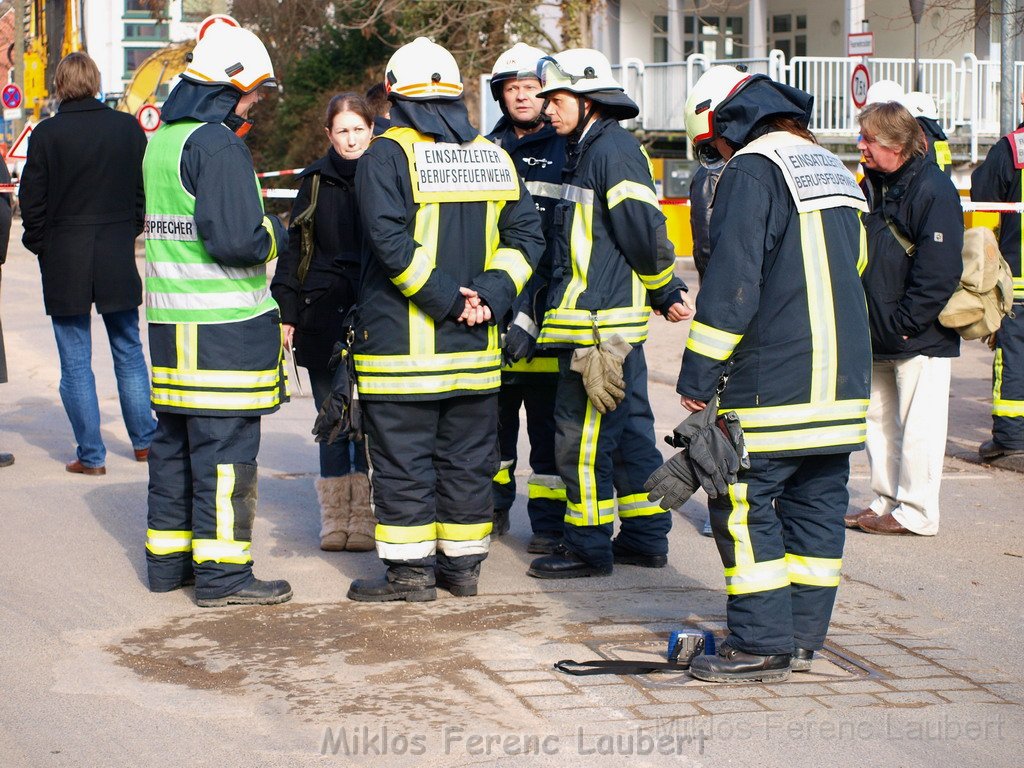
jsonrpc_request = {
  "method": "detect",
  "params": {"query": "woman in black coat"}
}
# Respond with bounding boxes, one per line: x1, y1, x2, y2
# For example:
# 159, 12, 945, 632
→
19, 52, 156, 475
271, 93, 374, 552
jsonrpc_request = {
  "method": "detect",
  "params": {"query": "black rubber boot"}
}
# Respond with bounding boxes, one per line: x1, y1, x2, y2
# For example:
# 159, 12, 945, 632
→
347, 567, 436, 602
527, 545, 612, 579
196, 578, 292, 607
689, 643, 791, 683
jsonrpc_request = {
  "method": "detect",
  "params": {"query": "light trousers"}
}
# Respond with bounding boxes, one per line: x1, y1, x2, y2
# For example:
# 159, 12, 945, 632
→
865, 356, 951, 535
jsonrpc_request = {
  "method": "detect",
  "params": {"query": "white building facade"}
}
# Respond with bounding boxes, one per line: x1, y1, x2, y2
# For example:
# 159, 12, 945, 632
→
83, 0, 226, 97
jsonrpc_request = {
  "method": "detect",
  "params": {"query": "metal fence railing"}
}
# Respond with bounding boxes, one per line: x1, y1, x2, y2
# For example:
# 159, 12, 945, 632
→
480, 51, 1019, 162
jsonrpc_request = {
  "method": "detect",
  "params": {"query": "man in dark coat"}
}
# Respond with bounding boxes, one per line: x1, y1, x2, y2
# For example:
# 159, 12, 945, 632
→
19, 52, 157, 475
0, 160, 12, 468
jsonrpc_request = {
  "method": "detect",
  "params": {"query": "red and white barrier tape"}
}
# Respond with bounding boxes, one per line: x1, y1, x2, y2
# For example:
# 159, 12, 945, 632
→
256, 167, 305, 178
262, 188, 299, 199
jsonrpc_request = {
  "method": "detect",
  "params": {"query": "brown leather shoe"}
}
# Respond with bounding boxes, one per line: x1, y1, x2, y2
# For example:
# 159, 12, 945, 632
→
857, 512, 913, 535
66, 459, 106, 476
134, 448, 150, 462
844, 508, 876, 529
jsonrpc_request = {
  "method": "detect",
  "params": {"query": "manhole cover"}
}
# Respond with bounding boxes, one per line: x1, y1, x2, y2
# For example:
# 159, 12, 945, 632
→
589, 638, 877, 688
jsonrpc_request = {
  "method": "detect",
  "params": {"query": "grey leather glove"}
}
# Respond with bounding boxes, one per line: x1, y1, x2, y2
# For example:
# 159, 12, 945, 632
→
671, 396, 744, 499
644, 449, 702, 511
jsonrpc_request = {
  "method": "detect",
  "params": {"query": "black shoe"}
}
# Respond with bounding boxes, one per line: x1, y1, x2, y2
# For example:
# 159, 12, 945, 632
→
791, 647, 814, 672
347, 574, 436, 602
979, 439, 1024, 460
526, 533, 560, 555
492, 508, 510, 537
527, 545, 612, 579
612, 545, 668, 568
0, 452, 13, 468
196, 578, 292, 607
689, 643, 791, 683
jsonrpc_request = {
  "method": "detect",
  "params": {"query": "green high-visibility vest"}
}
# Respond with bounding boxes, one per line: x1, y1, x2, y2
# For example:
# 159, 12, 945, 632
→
143, 120, 277, 324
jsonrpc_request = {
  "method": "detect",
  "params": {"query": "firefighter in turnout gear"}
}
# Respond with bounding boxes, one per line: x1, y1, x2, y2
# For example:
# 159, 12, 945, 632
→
970, 92, 1024, 467
677, 66, 871, 682
486, 43, 568, 554
348, 38, 544, 601
903, 92, 953, 176
525, 49, 693, 580
143, 18, 292, 607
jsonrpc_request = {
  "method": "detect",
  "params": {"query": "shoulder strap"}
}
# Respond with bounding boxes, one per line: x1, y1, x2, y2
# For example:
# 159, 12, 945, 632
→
882, 205, 917, 257
293, 172, 321, 286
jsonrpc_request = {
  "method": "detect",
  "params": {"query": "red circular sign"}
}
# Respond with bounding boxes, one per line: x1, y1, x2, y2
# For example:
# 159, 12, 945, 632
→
2, 83, 22, 109
137, 104, 162, 133
851, 64, 871, 109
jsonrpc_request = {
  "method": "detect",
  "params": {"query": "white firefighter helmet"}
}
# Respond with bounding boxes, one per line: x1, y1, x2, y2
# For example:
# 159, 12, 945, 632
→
181, 16, 276, 93
902, 91, 939, 120
536, 48, 622, 97
490, 42, 546, 101
683, 65, 752, 145
385, 37, 463, 101
865, 79, 905, 106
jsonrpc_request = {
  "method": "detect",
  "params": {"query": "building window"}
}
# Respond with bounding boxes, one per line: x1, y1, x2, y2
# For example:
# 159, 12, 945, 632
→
125, 1, 167, 18
653, 14, 669, 63
773, 13, 807, 59
124, 48, 153, 79
182, 0, 228, 23
683, 14, 745, 61
124, 22, 169, 41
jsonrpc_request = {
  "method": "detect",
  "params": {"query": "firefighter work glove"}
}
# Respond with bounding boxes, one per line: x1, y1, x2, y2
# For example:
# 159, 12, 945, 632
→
570, 334, 632, 414
313, 342, 355, 445
671, 399, 743, 499
502, 312, 539, 366
644, 449, 701, 511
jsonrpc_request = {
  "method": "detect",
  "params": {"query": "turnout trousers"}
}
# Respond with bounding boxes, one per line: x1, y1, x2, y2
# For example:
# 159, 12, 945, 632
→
554, 345, 670, 568
707, 452, 851, 656
992, 306, 1024, 449
146, 413, 261, 599
362, 394, 498, 580
493, 370, 566, 537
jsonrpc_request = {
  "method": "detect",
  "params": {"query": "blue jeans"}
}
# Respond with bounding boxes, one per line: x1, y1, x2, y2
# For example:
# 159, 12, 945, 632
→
308, 366, 366, 476
51, 309, 157, 467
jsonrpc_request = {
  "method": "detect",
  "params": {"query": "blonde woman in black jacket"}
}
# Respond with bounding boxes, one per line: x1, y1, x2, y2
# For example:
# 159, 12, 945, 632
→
271, 93, 374, 552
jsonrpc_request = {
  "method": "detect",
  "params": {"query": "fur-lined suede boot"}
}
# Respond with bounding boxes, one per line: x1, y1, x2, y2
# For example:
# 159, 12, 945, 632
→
316, 475, 351, 551
345, 472, 377, 552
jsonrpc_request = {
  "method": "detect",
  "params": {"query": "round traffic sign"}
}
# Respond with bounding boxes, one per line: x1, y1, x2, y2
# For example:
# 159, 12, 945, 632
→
2, 83, 22, 110
137, 103, 161, 133
851, 64, 871, 109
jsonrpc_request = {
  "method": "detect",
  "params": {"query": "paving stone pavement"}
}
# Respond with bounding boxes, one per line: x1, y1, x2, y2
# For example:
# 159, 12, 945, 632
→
1, 236, 1021, 767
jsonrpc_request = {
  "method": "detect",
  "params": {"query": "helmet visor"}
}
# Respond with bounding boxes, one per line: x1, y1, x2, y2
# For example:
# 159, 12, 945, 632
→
537, 55, 596, 91
695, 142, 723, 169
